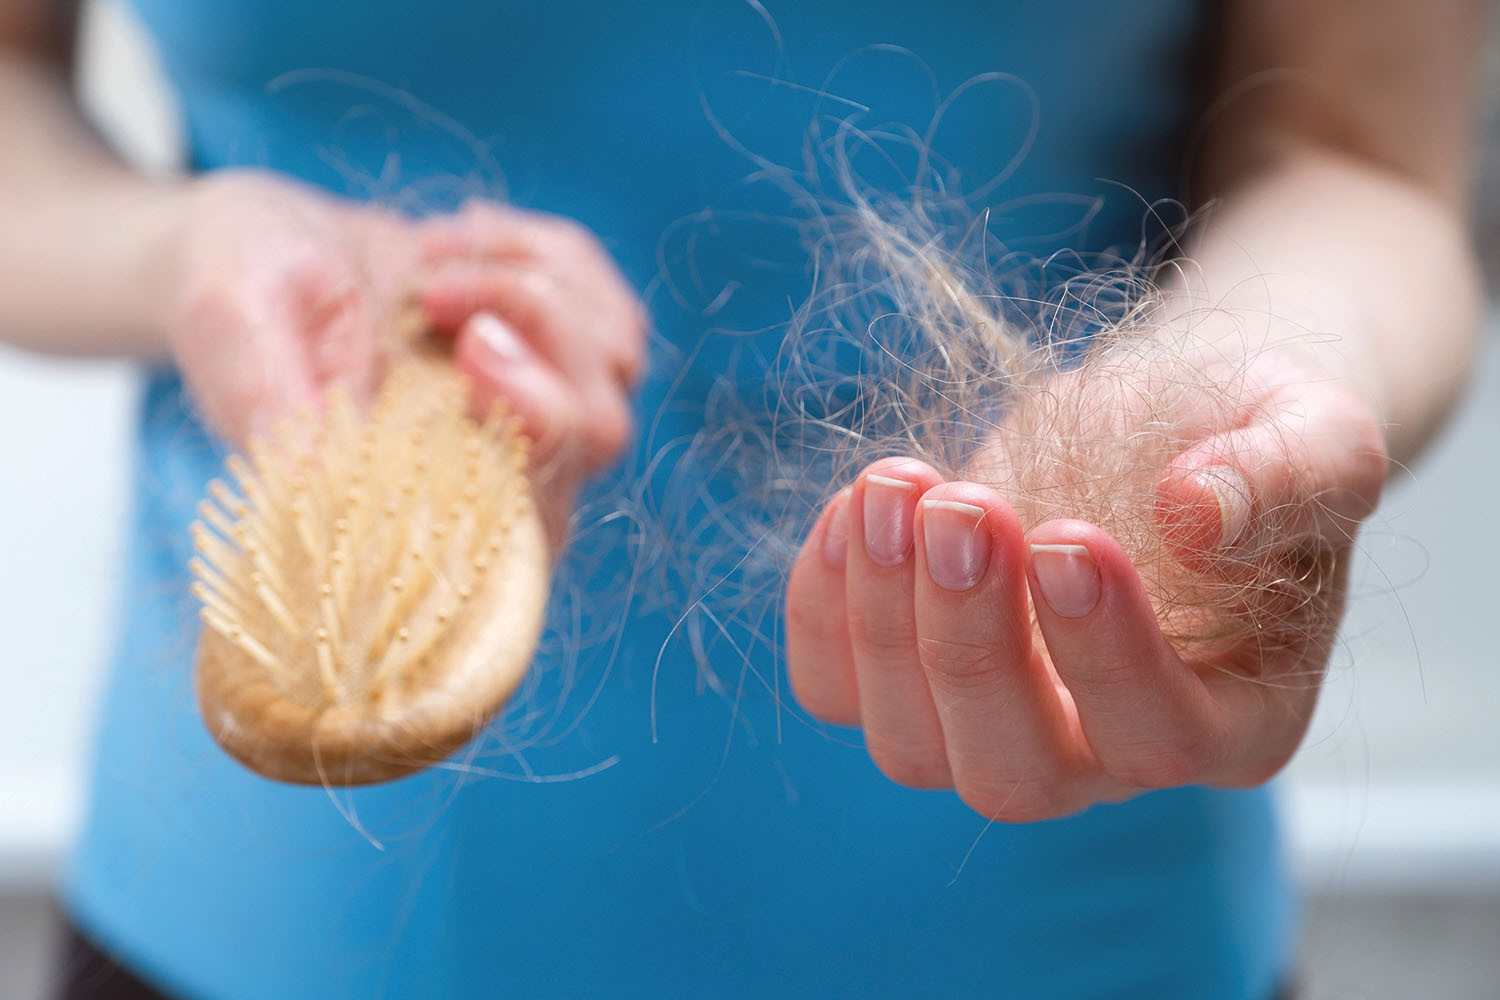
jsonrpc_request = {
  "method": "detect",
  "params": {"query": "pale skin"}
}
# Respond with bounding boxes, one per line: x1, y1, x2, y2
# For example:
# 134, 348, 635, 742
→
0, 0, 1485, 823
0, 0, 647, 520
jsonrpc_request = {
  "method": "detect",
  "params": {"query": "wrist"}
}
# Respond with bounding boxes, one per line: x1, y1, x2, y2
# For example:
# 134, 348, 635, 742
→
115, 178, 195, 359
1152, 283, 1388, 430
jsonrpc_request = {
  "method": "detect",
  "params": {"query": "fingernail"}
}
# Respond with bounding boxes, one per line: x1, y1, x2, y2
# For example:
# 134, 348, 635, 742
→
1030, 544, 1100, 618
1197, 464, 1251, 548
922, 500, 990, 591
470, 312, 530, 366
863, 473, 918, 567
822, 492, 850, 568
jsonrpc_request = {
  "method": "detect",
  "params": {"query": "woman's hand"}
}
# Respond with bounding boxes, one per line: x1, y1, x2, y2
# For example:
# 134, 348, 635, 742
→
412, 201, 647, 492
783, 345, 1387, 821
162, 171, 645, 517
164, 171, 411, 445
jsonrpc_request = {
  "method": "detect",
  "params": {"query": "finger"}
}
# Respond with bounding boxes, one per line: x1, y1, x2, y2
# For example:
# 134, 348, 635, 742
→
845, 458, 951, 788
784, 489, 860, 726
421, 202, 640, 318
913, 484, 1104, 819
1156, 383, 1387, 562
1026, 519, 1240, 790
418, 207, 647, 385
419, 260, 579, 366
455, 313, 605, 477
415, 256, 644, 405
435, 269, 633, 470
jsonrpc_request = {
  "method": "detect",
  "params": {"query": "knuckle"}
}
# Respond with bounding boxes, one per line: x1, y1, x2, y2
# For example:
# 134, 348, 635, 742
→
503, 212, 601, 263
620, 302, 649, 351
845, 607, 917, 659
866, 739, 951, 790
1334, 416, 1389, 524
506, 266, 560, 305
459, 198, 507, 225
547, 215, 603, 253
1103, 732, 1222, 789
784, 662, 857, 727
585, 397, 632, 461
916, 634, 998, 684
486, 273, 560, 332
607, 310, 649, 388
1064, 663, 1137, 706
615, 349, 646, 389
786, 579, 845, 645
1217, 755, 1291, 790
800, 696, 859, 729
958, 781, 1071, 824
1267, 388, 1390, 538
628, 300, 650, 338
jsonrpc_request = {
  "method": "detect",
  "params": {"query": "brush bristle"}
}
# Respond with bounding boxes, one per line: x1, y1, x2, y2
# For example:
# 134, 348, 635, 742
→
190, 358, 549, 786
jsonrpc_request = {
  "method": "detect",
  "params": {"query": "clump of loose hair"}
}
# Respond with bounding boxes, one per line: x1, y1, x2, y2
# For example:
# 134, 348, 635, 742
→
648, 141, 1338, 703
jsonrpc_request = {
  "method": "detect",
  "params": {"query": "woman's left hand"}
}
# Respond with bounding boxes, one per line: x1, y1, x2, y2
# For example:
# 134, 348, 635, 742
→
783, 349, 1387, 821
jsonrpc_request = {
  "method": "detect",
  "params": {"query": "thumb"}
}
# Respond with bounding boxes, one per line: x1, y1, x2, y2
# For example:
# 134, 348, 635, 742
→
455, 312, 587, 459
454, 312, 592, 543
1155, 382, 1388, 565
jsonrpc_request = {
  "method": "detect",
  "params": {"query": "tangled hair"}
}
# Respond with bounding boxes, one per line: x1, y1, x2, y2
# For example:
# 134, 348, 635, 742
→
647, 110, 1340, 701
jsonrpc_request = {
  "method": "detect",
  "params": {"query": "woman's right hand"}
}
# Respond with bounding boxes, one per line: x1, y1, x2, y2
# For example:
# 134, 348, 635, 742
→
161, 170, 646, 522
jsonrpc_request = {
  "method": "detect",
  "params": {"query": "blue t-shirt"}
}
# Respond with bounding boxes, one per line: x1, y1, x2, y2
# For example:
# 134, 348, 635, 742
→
66, 3, 1296, 998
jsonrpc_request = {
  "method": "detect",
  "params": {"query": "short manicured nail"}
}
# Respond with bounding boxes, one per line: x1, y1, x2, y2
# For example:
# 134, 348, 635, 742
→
864, 473, 918, 566
922, 500, 990, 591
1197, 464, 1251, 548
1030, 543, 1100, 618
822, 492, 850, 568
469, 312, 530, 366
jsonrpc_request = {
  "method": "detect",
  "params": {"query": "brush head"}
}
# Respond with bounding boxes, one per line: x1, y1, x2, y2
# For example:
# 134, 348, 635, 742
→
190, 352, 549, 786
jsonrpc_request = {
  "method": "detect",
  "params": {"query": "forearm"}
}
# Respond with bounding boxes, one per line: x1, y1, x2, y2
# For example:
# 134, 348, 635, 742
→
1170, 0, 1489, 469
0, 48, 183, 357
1170, 147, 1482, 467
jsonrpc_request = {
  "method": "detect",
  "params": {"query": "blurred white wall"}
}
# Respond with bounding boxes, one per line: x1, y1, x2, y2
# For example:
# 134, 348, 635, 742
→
0, 0, 177, 888
1, 0, 1497, 894
0, 353, 133, 887
1282, 329, 1500, 892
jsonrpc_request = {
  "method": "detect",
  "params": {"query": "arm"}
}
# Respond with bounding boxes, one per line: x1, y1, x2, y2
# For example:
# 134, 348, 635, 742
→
1182, 0, 1486, 467
783, 0, 1487, 818
0, 0, 180, 356
0, 0, 641, 513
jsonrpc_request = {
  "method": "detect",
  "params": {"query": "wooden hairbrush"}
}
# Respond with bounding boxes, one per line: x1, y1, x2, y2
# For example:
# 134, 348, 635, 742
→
189, 318, 550, 786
